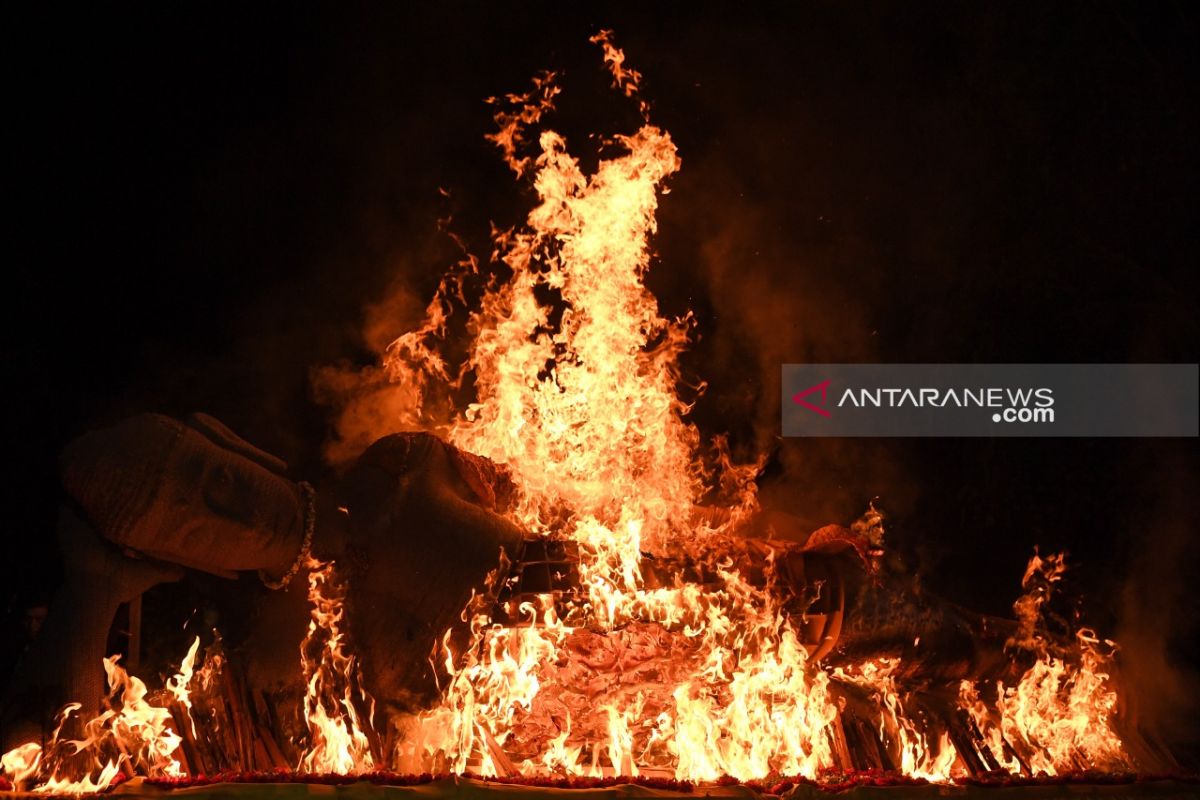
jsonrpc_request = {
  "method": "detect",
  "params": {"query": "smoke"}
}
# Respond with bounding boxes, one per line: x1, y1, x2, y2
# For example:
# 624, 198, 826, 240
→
1115, 444, 1200, 767
657, 153, 922, 537
312, 278, 432, 466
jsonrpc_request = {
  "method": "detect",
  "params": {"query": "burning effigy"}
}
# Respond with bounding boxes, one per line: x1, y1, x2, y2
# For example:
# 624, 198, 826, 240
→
0, 32, 1190, 798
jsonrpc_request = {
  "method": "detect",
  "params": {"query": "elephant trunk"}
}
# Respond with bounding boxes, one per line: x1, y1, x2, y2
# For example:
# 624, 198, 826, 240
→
1, 509, 183, 750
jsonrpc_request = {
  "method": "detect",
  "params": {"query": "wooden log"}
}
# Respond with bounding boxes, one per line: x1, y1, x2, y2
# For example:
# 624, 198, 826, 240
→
220, 664, 251, 770
955, 706, 999, 773
846, 712, 887, 771
947, 708, 988, 776
480, 725, 518, 777
826, 714, 854, 771
168, 703, 201, 775
227, 661, 259, 771
252, 691, 291, 769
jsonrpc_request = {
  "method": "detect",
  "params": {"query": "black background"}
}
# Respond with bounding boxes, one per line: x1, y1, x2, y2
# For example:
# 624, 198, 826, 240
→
7, 1, 1199, 756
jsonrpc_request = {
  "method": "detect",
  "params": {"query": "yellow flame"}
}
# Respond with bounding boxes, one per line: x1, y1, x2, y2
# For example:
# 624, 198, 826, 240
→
379, 30, 848, 782
371, 32, 1136, 783
958, 680, 1022, 773
165, 636, 201, 738
834, 658, 962, 782
298, 556, 377, 774
956, 552, 1131, 777
1, 647, 195, 794
995, 630, 1130, 775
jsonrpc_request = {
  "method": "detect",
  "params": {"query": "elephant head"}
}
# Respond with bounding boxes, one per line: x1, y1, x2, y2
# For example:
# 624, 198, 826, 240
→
2, 413, 309, 748
331, 432, 526, 714
3, 415, 527, 751
59, 412, 308, 582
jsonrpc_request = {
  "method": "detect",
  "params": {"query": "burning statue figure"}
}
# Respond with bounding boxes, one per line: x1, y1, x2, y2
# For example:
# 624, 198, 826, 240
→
0, 32, 1173, 793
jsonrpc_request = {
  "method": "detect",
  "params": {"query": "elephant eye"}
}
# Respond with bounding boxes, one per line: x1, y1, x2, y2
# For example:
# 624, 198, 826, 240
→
201, 464, 255, 524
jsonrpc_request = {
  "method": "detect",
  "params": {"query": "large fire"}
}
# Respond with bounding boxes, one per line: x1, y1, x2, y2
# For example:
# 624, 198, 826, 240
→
2, 33, 1142, 793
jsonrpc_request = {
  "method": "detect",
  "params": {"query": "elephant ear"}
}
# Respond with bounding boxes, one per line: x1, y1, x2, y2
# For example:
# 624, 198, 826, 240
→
186, 412, 289, 476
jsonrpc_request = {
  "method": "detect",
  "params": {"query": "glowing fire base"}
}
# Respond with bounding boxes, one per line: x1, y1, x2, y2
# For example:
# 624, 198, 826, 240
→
5, 774, 1199, 800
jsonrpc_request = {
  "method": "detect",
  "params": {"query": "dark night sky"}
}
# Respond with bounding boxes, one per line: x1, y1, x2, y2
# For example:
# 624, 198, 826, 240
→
6, 1, 1199, 738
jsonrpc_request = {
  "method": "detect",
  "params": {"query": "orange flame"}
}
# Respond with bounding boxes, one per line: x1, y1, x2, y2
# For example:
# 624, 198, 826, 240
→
298, 556, 377, 774
1, 642, 198, 794
993, 630, 1131, 775
834, 658, 963, 782
957, 552, 1131, 776
379, 34, 846, 779
364, 32, 1140, 783
166, 636, 201, 738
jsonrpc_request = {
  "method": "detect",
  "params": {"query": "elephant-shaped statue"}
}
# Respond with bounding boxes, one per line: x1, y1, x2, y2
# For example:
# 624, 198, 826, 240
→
0, 413, 523, 749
